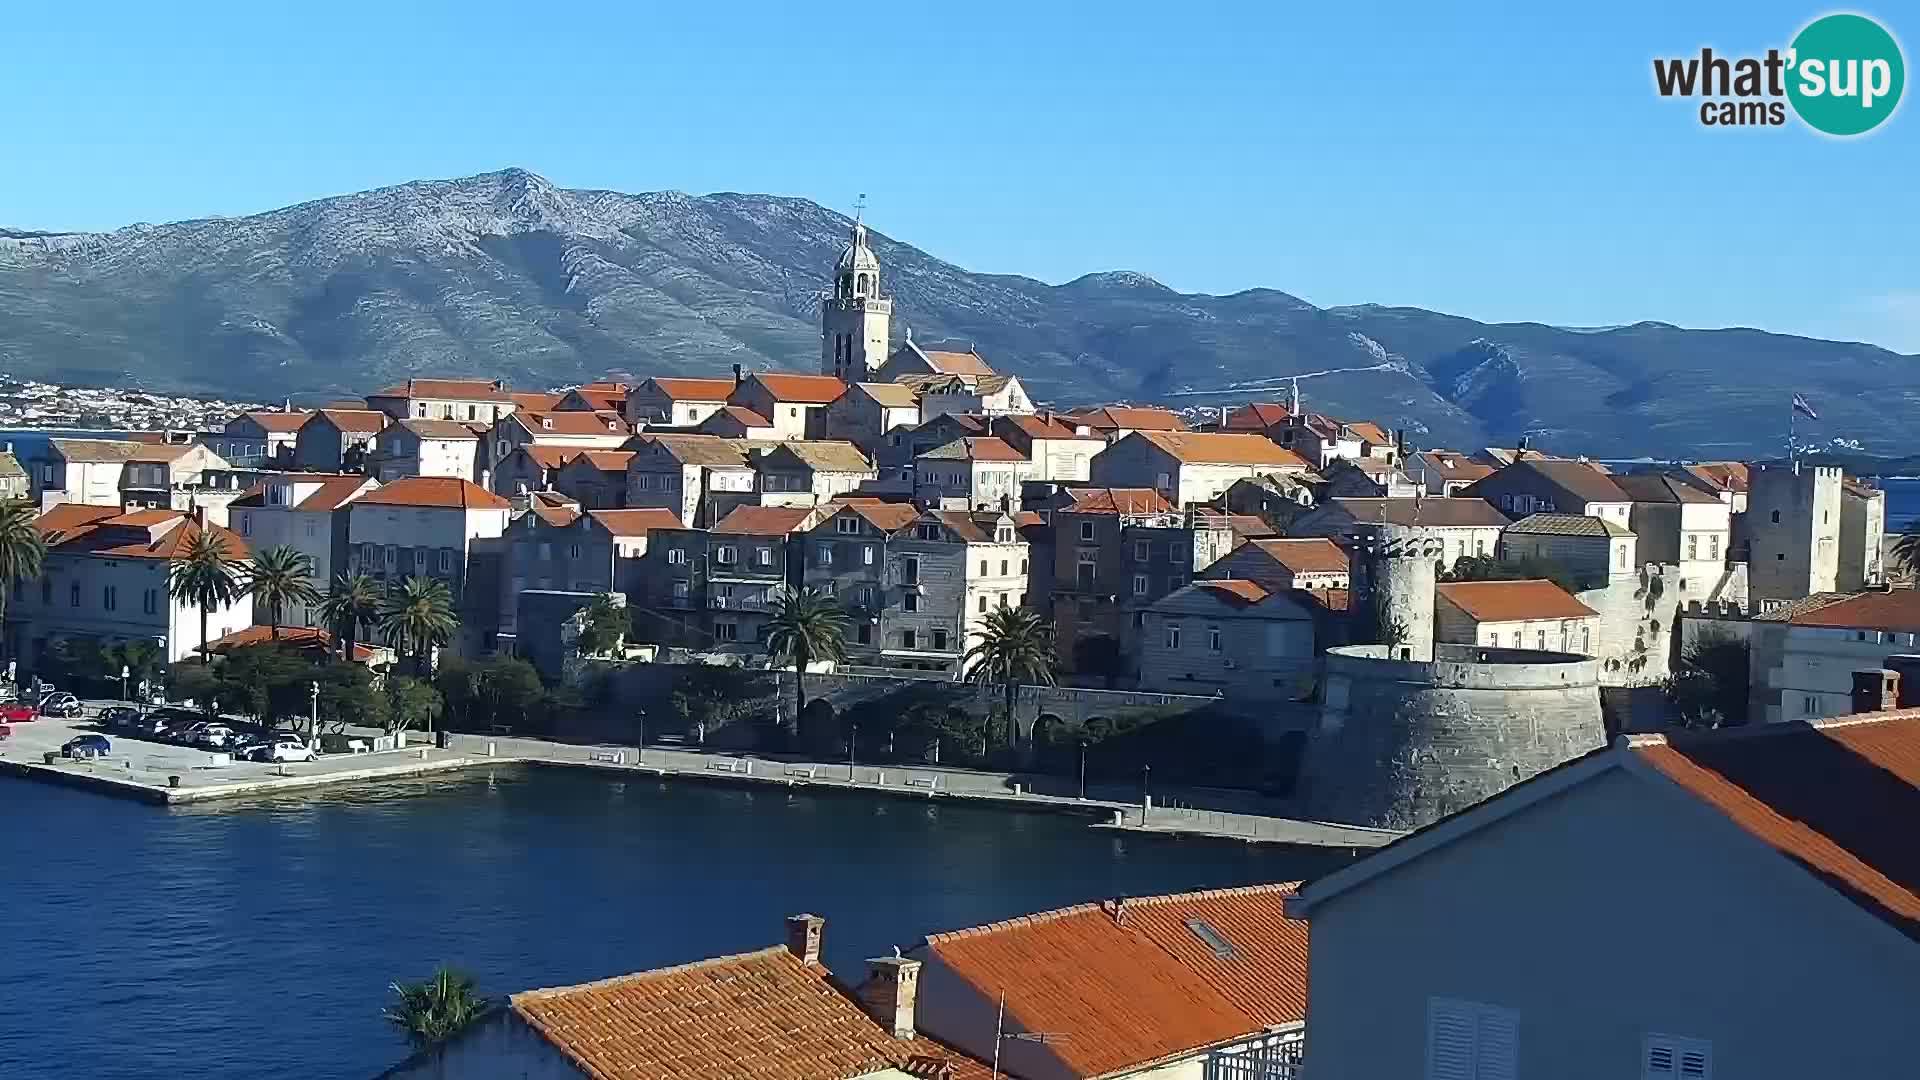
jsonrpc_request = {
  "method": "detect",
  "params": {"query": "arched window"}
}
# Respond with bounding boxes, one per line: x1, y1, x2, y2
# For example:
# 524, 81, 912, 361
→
856, 272, 871, 296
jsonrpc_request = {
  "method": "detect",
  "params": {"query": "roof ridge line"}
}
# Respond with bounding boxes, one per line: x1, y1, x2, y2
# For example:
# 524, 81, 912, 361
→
923, 901, 1106, 943
509, 944, 792, 1004
1116, 880, 1305, 908
1626, 710, 1920, 751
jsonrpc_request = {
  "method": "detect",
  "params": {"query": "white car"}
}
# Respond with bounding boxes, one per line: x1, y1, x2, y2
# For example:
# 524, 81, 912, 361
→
195, 724, 236, 749
254, 737, 317, 763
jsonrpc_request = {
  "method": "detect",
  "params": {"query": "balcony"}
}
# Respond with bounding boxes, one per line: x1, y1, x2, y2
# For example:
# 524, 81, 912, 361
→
709, 593, 772, 612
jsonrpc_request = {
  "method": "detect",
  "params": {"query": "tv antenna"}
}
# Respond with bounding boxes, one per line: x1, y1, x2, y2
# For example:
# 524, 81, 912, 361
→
990, 990, 1066, 1080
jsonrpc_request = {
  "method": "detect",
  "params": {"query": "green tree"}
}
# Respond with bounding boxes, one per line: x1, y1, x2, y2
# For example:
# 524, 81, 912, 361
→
379, 576, 458, 676
0, 499, 48, 666
165, 661, 223, 715
668, 664, 758, 744
383, 967, 488, 1053
242, 544, 321, 641
168, 528, 243, 664
107, 639, 167, 699
1443, 553, 1582, 595
319, 573, 382, 662
765, 587, 847, 735
574, 593, 631, 657
383, 675, 443, 737
1895, 524, 1920, 582
963, 607, 1056, 747
215, 643, 312, 724
435, 655, 541, 733
1071, 633, 1126, 687
315, 659, 387, 742
1662, 633, 1752, 728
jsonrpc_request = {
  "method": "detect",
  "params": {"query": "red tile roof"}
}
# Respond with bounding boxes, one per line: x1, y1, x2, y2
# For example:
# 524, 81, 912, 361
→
34, 503, 122, 539
370, 377, 512, 402
744, 373, 848, 404
699, 405, 775, 430
645, 376, 741, 402
1247, 538, 1349, 575
290, 476, 375, 513
514, 445, 581, 470
571, 450, 636, 474
1629, 712, 1920, 941
42, 510, 249, 562
1684, 461, 1751, 493
1222, 403, 1290, 430
825, 500, 923, 533
919, 437, 1026, 463
1059, 488, 1175, 514
203, 625, 376, 662
1072, 406, 1188, 432
564, 386, 627, 411
587, 508, 682, 537
1435, 579, 1597, 622
1346, 421, 1393, 446
1193, 579, 1272, 606
354, 476, 510, 511
507, 392, 560, 411
918, 882, 1307, 1077
1773, 589, 1920, 634
1137, 431, 1313, 469
991, 414, 1099, 441
920, 348, 996, 377
242, 410, 311, 433
1326, 497, 1510, 528
513, 410, 631, 437
309, 408, 390, 434
509, 944, 986, 1080
1417, 452, 1495, 484
713, 505, 820, 536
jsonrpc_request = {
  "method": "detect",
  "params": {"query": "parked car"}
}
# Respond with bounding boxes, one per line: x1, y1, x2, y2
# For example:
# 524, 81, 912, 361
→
226, 733, 269, 760
251, 736, 318, 763
0, 724, 11, 741
0, 702, 36, 723
101, 706, 142, 729
194, 724, 236, 749
63, 733, 111, 758
37, 692, 82, 718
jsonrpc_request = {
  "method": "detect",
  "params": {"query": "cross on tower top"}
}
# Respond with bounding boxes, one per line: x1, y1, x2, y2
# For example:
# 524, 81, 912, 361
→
852, 193, 867, 225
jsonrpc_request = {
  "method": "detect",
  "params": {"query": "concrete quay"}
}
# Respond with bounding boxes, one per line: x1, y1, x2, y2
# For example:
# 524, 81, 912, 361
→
0, 714, 1396, 849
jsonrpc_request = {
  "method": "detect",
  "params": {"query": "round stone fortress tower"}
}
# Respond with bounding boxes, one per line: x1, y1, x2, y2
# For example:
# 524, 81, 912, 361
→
1296, 523, 1607, 830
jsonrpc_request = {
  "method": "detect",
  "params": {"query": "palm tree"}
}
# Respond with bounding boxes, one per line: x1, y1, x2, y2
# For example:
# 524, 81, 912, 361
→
318, 573, 382, 662
168, 528, 242, 665
964, 607, 1056, 747
0, 499, 47, 668
764, 586, 847, 733
1894, 524, 1920, 583
242, 544, 320, 641
379, 576, 459, 676
383, 967, 488, 1052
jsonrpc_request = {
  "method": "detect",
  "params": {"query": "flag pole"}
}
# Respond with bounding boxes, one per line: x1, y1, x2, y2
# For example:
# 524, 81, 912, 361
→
1787, 394, 1796, 468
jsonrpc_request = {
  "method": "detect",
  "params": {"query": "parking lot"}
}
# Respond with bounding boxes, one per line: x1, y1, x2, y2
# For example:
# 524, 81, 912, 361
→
0, 701, 476, 800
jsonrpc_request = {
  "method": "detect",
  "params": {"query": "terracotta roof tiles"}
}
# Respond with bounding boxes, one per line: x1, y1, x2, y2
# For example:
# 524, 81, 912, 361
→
1247, 538, 1349, 575
353, 476, 510, 511
645, 376, 740, 402
1772, 589, 1920, 633
1136, 431, 1312, 469
370, 377, 512, 402
1058, 488, 1175, 514
1072, 406, 1189, 432
587, 508, 682, 537
1435, 579, 1597, 622
743, 373, 848, 404
1192, 579, 1272, 605
1327, 497, 1510, 528
713, 505, 821, 536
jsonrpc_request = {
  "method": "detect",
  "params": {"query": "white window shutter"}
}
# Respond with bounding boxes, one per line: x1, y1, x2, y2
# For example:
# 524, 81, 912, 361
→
1425, 998, 1477, 1080
1645, 1034, 1711, 1080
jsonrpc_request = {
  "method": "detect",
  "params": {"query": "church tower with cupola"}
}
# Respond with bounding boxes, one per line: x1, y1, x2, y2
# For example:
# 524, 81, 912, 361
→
820, 219, 893, 380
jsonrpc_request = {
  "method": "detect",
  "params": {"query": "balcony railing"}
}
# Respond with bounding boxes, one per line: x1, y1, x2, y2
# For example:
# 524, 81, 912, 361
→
1204, 1037, 1303, 1080
710, 594, 772, 612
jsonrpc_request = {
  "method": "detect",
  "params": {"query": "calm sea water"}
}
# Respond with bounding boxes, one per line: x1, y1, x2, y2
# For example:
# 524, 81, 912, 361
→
1880, 478, 1920, 534
0, 769, 1338, 1080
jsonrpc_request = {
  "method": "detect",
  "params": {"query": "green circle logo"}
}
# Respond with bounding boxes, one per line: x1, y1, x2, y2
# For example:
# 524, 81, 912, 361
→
1787, 13, 1905, 136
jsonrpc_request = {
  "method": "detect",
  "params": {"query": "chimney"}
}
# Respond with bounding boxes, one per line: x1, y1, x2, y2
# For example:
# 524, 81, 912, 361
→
1850, 668, 1899, 715
785, 913, 824, 966
191, 504, 207, 527
733, 363, 745, 387
1886, 656, 1920, 708
859, 955, 922, 1039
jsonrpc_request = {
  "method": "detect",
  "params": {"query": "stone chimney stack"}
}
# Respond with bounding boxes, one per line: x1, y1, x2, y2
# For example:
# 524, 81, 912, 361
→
1885, 655, 1920, 708
859, 955, 922, 1039
733, 363, 745, 387
785, 913, 824, 967
1851, 668, 1899, 715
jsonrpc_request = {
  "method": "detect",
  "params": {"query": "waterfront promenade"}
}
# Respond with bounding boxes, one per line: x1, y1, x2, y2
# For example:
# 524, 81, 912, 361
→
0, 710, 1396, 849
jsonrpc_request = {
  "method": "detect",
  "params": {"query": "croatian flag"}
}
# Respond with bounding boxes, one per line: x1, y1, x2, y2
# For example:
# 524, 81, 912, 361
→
1792, 393, 1819, 421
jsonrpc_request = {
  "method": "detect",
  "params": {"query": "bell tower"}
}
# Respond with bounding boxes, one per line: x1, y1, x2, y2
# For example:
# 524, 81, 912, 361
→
821, 207, 892, 380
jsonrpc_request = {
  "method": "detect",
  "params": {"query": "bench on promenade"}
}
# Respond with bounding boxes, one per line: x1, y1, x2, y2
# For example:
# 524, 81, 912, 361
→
903, 775, 940, 790
707, 760, 746, 774
489, 725, 511, 736
588, 751, 625, 766
784, 767, 816, 780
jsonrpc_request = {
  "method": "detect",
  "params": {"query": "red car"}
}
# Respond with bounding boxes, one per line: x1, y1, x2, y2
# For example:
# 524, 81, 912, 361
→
0, 703, 37, 723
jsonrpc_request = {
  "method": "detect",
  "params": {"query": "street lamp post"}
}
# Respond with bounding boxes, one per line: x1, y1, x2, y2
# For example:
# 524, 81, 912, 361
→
120, 665, 130, 704
849, 721, 859, 783
1141, 764, 1152, 824
1078, 741, 1087, 801
308, 681, 320, 750
636, 707, 646, 765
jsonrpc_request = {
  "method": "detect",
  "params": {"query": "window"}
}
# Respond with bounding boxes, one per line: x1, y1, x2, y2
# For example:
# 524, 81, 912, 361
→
1134, 540, 1149, 562
41, 579, 51, 605
439, 550, 452, 572
671, 581, 689, 600
715, 545, 737, 566
1510, 630, 1521, 647
977, 595, 987, 613
715, 621, 739, 642
103, 585, 117, 612
900, 629, 917, 649
756, 546, 773, 567
1581, 626, 1590, 652
70, 582, 81, 608
817, 545, 833, 567
901, 557, 919, 585
1536, 630, 1546, 649
1000, 559, 1009, 575
663, 547, 687, 566
904, 593, 919, 613
932, 629, 949, 650
413, 548, 426, 570
1643, 1033, 1712, 1079
1425, 997, 1517, 1080
1686, 535, 1697, 560
980, 559, 988, 576
539, 542, 553, 561
1020, 558, 1028, 573
1208, 626, 1222, 652
1170, 545, 1187, 564
1709, 534, 1720, 559
1166, 624, 1182, 649
857, 544, 873, 566
915, 523, 941, 541
856, 585, 874, 607
837, 514, 861, 534
1154, 471, 1171, 490
1132, 573, 1149, 596
237, 513, 250, 537
1079, 521, 1095, 542
568, 544, 581, 560
1617, 545, 1627, 569
1805, 695, 1819, 715
1770, 509, 1781, 523
857, 623, 872, 645
144, 589, 158, 615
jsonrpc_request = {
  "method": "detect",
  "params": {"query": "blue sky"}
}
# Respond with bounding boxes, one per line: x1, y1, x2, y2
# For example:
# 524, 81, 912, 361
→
5, 1, 1915, 352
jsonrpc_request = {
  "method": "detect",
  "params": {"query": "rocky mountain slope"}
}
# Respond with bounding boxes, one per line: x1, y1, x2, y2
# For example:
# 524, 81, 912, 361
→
1, 168, 1909, 456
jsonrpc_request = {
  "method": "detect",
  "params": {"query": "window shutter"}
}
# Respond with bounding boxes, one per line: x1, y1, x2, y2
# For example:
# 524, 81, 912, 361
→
1425, 998, 1476, 1080
1645, 1034, 1710, 1080
1475, 1006, 1518, 1080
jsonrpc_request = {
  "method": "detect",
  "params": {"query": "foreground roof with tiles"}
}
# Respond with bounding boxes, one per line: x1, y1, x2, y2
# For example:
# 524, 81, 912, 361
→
1245, 537, 1350, 575
915, 882, 1307, 1078
503, 944, 990, 1080
1435, 579, 1597, 622
1290, 711, 1920, 944
353, 476, 511, 511
1192, 578, 1272, 605
396, 418, 481, 440
1755, 588, 1920, 633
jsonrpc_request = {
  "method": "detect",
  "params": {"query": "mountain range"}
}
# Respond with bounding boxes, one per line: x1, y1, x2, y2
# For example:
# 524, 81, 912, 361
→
0, 167, 1908, 457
